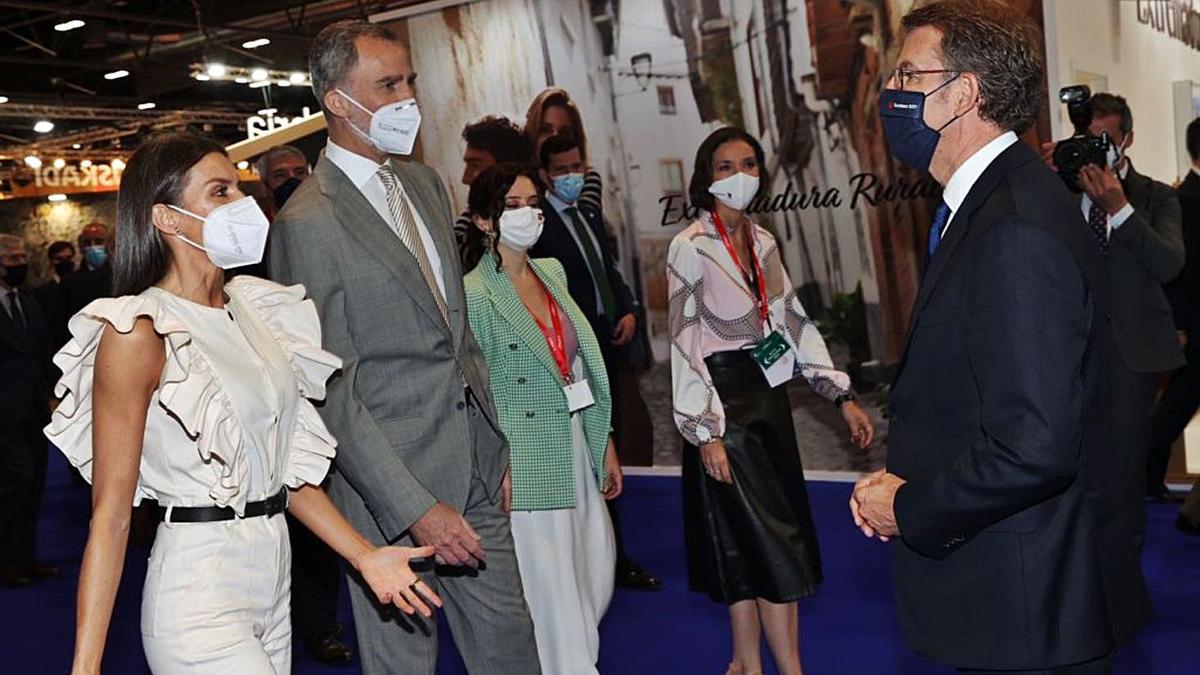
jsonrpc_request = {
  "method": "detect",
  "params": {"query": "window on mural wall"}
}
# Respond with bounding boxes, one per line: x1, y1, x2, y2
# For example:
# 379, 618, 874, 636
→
659, 159, 685, 198
657, 85, 677, 115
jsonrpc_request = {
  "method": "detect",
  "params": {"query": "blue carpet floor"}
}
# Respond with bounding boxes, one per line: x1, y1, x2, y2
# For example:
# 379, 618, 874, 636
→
3, 452, 1198, 674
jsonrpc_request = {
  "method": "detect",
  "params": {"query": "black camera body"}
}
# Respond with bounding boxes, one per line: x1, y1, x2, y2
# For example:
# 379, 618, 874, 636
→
1053, 85, 1111, 193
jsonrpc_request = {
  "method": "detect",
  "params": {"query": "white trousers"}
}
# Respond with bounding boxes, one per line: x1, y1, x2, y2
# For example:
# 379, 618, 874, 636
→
511, 412, 616, 675
141, 512, 292, 674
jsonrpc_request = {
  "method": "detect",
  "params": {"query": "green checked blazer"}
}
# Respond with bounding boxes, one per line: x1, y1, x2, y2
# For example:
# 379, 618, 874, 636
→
464, 253, 612, 511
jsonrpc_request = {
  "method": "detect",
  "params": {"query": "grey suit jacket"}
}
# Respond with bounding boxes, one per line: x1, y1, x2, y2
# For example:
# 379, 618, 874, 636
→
1103, 162, 1185, 373
269, 154, 508, 543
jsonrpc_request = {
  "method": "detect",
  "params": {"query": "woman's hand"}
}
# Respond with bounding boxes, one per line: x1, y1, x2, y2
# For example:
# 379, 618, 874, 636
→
700, 439, 734, 484
602, 438, 623, 500
354, 546, 443, 618
840, 401, 875, 448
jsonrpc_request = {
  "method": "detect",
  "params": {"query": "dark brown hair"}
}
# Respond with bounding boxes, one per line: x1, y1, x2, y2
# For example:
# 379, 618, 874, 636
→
462, 116, 531, 166
688, 127, 769, 213
464, 162, 544, 272
524, 88, 589, 162
901, 0, 1044, 134
113, 132, 227, 296
1090, 93, 1133, 138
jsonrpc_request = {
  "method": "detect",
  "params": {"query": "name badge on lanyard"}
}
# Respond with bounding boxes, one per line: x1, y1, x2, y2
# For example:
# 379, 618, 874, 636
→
713, 212, 794, 387
527, 279, 595, 413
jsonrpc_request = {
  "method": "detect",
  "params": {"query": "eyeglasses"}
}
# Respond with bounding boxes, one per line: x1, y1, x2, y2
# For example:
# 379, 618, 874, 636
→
890, 67, 959, 91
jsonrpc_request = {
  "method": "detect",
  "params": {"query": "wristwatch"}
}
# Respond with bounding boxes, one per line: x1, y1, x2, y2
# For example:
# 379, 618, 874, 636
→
834, 392, 856, 408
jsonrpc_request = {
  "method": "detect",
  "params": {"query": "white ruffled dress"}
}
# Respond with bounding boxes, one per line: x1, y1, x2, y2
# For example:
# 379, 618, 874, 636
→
45, 276, 343, 673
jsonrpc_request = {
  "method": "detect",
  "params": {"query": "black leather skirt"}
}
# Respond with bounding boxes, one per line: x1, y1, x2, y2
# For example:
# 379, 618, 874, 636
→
683, 349, 823, 604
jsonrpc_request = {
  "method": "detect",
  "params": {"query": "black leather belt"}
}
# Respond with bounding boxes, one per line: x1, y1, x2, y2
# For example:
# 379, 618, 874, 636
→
159, 488, 289, 523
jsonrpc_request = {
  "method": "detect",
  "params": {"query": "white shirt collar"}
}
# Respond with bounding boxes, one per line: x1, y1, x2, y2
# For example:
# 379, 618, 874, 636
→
544, 188, 574, 216
941, 131, 1019, 214
325, 139, 385, 189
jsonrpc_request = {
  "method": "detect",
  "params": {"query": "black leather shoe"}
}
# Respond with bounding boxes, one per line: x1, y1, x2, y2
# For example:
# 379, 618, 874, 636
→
305, 631, 354, 665
1146, 484, 1183, 503
1176, 514, 1200, 536
616, 560, 662, 591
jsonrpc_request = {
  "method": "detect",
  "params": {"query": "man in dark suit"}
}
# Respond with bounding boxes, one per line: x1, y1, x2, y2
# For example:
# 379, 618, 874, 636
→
60, 222, 113, 318
1150, 116, 1200, 533
852, 1, 1148, 672
530, 133, 662, 591
1070, 95, 1185, 523
0, 234, 56, 588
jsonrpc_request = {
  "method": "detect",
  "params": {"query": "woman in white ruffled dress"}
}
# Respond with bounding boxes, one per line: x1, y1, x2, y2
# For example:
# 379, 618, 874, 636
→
47, 132, 441, 675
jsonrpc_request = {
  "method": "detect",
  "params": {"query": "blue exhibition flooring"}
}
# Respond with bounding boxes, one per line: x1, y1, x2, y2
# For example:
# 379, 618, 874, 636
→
3, 452, 1199, 674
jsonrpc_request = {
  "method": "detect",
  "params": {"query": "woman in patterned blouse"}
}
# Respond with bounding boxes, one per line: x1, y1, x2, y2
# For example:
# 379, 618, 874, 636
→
668, 127, 874, 675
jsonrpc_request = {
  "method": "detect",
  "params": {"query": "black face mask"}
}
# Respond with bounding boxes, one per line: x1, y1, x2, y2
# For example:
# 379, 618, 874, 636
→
273, 177, 303, 209
3, 264, 28, 287
54, 260, 75, 278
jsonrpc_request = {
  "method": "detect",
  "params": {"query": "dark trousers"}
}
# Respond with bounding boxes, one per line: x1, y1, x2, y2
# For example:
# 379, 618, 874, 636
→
1111, 365, 1160, 550
0, 419, 48, 570
1146, 347, 1200, 489
958, 652, 1114, 674
594, 315, 633, 566
287, 510, 342, 643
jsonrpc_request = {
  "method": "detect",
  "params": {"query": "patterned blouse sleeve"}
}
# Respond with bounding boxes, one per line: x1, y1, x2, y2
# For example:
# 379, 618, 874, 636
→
770, 247, 852, 402
667, 234, 725, 445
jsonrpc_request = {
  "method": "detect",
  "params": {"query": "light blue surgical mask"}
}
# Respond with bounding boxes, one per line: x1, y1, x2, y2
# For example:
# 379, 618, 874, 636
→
83, 245, 108, 269
552, 173, 585, 204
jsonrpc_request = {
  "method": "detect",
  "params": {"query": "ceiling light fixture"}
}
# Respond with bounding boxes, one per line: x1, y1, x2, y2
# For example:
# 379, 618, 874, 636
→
48, 193, 68, 202
236, 161, 249, 170
234, 77, 250, 84
289, 72, 306, 85
111, 158, 126, 170
0, 96, 8, 104
206, 63, 227, 78
54, 19, 86, 32
251, 68, 269, 81
80, 159, 92, 168
24, 155, 41, 169
137, 102, 156, 110
34, 120, 54, 133
195, 74, 211, 81
72, 143, 81, 149
249, 80, 270, 89
104, 70, 129, 80
276, 79, 292, 87
242, 38, 271, 49
53, 158, 66, 169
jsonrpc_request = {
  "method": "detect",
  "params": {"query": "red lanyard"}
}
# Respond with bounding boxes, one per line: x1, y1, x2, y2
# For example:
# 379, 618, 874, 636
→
525, 280, 572, 383
712, 211, 771, 328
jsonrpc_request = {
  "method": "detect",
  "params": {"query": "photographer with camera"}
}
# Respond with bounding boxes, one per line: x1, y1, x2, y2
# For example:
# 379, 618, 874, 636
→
1043, 91, 1184, 546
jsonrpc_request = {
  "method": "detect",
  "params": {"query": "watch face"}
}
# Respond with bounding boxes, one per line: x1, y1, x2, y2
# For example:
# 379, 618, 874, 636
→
696, 427, 711, 442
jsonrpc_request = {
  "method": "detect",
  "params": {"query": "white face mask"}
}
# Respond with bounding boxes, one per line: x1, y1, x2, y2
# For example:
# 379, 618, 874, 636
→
497, 206, 544, 252
337, 89, 422, 156
708, 172, 761, 212
167, 196, 271, 269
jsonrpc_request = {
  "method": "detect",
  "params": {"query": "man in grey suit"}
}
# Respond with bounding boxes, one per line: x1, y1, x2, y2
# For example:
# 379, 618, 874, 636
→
269, 20, 539, 674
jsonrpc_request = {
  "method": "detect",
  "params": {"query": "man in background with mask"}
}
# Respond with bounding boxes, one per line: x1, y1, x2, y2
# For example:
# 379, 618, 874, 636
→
530, 134, 661, 591
257, 144, 311, 213
60, 222, 113, 319
32, 240, 75, 353
0, 234, 56, 588
1043, 94, 1185, 513
268, 20, 539, 675
851, 1, 1147, 672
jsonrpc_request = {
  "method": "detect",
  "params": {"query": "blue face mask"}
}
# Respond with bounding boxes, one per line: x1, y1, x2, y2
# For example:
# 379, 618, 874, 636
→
83, 245, 108, 269
879, 73, 964, 172
552, 173, 585, 204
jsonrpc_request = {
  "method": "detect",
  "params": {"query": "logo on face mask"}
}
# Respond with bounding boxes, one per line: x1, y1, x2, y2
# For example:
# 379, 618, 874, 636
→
497, 206, 545, 252
167, 196, 271, 269
337, 89, 422, 156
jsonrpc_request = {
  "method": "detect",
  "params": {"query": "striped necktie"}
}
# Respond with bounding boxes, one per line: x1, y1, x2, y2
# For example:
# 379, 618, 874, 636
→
376, 164, 450, 326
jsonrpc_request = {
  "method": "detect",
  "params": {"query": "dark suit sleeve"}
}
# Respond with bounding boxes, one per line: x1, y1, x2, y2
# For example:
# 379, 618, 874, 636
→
269, 213, 437, 541
590, 212, 637, 315
894, 219, 1089, 559
1112, 183, 1185, 283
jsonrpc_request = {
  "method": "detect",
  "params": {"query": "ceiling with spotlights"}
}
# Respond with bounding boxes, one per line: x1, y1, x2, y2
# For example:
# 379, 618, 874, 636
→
0, 1, 428, 167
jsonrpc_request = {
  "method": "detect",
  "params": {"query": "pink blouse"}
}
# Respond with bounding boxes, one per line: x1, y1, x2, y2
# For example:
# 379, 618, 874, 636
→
667, 212, 851, 446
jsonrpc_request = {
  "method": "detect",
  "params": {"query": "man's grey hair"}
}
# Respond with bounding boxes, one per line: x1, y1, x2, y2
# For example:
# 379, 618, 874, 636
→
0, 234, 25, 253
309, 20, 404, 112
256, 145, 308, 180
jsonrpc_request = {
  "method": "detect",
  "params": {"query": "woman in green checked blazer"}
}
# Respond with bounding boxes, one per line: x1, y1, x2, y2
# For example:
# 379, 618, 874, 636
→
462, 163, 621, 675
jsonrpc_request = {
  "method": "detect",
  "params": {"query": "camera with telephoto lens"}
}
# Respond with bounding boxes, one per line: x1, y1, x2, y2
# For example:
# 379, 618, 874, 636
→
1052, 85, 1111, 193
